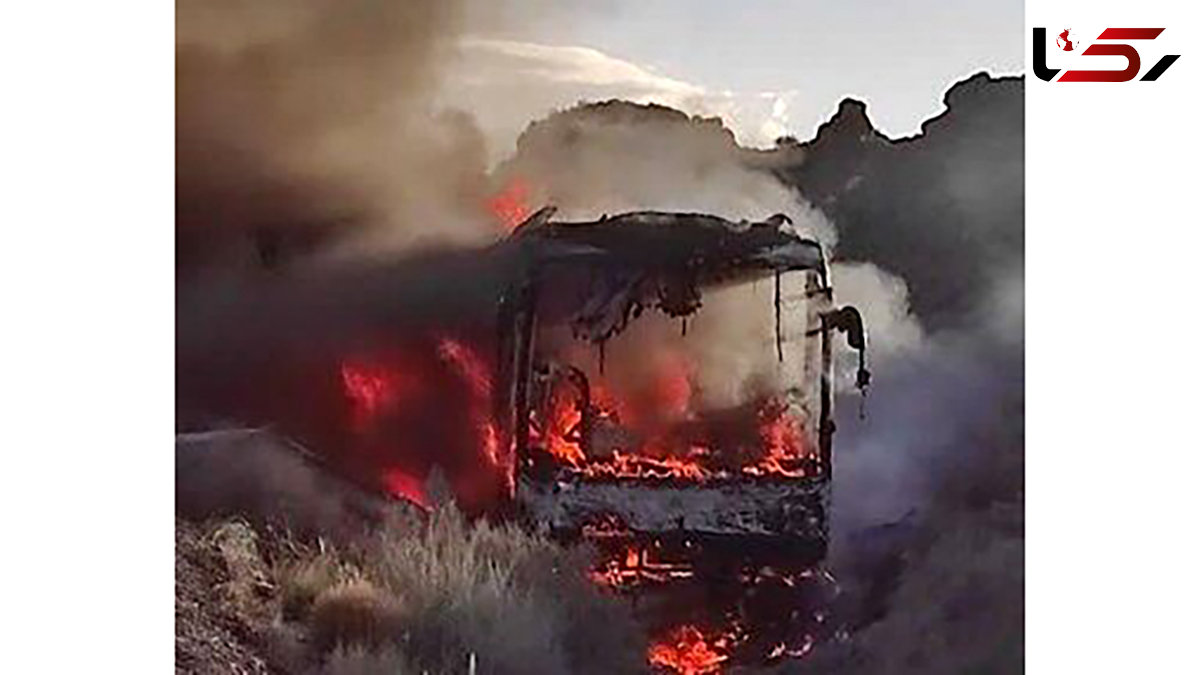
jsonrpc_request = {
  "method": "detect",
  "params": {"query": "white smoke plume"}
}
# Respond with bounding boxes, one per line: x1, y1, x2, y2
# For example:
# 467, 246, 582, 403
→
492, 100, 921, 415
494, 101, 837, 244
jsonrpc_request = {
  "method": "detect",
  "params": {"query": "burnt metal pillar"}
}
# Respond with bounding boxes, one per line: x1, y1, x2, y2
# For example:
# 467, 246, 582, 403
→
511, 279, 540, 471
774, 269, 784, 362
563, 365, 593, 458
817, 312, 834, 478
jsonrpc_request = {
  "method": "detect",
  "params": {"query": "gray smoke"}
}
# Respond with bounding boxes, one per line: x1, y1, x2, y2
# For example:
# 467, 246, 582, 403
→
775, 76, 1024, 673
491, 76, 1023, 673
176, 0, 496, 273
492, 100, 916, 416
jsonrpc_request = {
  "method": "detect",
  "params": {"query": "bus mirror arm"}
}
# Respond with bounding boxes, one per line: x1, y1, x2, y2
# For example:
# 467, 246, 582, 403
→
825, 306, 871, 396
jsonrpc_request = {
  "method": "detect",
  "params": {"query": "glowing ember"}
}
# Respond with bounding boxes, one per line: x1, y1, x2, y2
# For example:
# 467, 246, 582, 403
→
765, 635, 815, 661
590, 545, 696, 588
591, 546, 643, 587
480, 420, 502, 468
581, 514, 630, 539
586, 539, 833, 669
648, 626, 730, 675
486, 177, 531, 232
585, 451, 709, 480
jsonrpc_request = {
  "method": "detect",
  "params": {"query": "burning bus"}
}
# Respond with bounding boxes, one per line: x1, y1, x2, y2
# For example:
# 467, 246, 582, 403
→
177, 205, 870, 669
489, 208, 869, 665
495, 208, 867, 557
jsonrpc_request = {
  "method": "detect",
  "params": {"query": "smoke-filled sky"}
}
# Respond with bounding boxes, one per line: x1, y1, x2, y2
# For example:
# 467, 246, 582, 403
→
449, 0, 1022, 158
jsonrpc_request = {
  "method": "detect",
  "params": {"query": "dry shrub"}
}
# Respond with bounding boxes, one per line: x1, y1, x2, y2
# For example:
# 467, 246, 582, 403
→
277, 504, 645, 674
310, 578, 403, 654
278, 549, 355, 621
365, 506, 645, 675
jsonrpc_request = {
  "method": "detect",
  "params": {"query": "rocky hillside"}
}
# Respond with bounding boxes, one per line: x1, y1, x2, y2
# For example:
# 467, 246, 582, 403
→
771, 73, 1024, 329
499, 72, 1023, 329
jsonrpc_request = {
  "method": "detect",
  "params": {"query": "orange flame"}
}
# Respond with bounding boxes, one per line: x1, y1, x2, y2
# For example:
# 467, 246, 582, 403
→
436, 337, 512, 490
337, 337, 510, 503
539, 389, 586, 465
337, 359, 428, 504
436, 338, 492, 399
486, 177, 531, 232
381, 468, 429, 509
340, 362, 409, 428
537, 387, 814, 481
744, 404, 809, 477
650, 358, 693, 419
530, 347, 816, 481
590, 544, 696, 589
648, 626, 730, 675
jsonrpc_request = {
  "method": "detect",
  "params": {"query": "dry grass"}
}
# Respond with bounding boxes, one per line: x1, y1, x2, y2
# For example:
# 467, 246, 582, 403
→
272, 505, 645, 675
322, 646, 419, 675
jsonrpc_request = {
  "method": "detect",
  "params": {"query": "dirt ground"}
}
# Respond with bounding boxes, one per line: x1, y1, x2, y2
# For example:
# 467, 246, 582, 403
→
175, 517, 274, 674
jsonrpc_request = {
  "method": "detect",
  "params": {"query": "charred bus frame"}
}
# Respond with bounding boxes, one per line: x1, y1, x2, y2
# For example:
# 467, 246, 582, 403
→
493, 209, 867, 565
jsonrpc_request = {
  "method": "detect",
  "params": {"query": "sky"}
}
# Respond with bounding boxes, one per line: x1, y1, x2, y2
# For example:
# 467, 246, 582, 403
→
443, 0, 1023, 161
